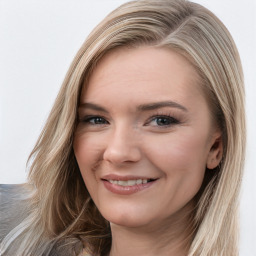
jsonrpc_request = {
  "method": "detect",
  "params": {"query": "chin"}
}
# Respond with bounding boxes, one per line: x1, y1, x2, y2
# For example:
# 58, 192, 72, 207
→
101, 209, 150, 228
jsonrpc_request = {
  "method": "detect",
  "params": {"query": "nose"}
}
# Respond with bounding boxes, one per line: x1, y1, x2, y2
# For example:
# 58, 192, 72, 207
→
103, 125, 142, 165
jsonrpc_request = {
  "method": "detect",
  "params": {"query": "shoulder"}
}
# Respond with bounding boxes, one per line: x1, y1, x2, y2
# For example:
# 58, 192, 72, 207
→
0, 183, 33, 202
0, 184, 34, 242
0, 184, 86, 256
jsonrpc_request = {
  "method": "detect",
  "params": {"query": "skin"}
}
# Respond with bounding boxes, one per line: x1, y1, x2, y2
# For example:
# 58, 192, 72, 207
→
73, 46, 223, 256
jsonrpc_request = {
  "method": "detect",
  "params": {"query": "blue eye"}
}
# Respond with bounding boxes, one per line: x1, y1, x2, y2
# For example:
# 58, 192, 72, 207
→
148, 116, 179, 127
82, 116, 109, 125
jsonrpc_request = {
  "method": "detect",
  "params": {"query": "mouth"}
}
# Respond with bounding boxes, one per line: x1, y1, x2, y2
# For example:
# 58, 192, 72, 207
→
106, 178, 156, 187
101, 175, 158, 195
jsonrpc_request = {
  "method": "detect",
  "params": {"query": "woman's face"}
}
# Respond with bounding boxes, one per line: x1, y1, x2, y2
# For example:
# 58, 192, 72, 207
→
73, 46, 222, 229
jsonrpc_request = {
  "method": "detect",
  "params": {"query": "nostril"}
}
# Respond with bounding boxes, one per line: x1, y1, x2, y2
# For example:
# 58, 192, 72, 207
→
103, 144, 142, 164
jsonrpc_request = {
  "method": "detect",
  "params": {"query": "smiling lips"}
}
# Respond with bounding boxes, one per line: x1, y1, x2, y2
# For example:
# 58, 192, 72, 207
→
101, 175, 157, 195
108, 179, 152, 186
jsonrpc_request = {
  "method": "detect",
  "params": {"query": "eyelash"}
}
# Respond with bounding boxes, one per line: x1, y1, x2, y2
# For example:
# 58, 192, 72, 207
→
79, 114, 180, 128
80, 115, 109, 125
145, 115, 180, 128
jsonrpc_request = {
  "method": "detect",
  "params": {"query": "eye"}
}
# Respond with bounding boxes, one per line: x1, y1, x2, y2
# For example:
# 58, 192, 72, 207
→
80, 116, 109, 125
146, 115, 179, 127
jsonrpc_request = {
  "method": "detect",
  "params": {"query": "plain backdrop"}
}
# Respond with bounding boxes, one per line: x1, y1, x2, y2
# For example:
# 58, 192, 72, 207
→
0, 0, 255, 255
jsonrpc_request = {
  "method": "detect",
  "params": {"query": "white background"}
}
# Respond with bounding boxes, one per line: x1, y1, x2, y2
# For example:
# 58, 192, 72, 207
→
0, 0, 255, 255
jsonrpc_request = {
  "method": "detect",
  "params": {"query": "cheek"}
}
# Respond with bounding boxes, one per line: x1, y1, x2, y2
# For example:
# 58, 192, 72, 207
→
73, 134, 103, 190
73, 133, 103, 167
144, 131, 208, 196
147, 130, 208, 168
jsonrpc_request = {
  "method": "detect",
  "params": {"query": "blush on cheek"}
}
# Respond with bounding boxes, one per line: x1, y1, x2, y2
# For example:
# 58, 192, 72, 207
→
74, 134, 102, 160
170, 133, 208, 161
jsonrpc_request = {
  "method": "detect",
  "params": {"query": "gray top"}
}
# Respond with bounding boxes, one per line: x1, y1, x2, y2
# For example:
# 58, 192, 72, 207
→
0, 184, 85, 256
0, 184, 32, 243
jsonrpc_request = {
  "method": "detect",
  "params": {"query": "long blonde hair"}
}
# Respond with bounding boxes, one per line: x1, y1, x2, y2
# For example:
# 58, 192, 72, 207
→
1, 0, 245, 255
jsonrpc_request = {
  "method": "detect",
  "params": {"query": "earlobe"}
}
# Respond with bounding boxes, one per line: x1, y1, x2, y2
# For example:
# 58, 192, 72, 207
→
206, 134, 223, 170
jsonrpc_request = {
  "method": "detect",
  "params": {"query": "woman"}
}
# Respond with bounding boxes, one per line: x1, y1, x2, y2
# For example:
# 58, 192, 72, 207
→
0, 0, 246, 255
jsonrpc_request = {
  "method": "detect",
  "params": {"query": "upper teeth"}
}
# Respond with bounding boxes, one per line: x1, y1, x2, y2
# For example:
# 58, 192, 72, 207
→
109, 179, 149, 186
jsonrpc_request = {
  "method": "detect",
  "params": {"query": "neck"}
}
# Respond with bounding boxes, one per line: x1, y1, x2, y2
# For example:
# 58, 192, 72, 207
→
108, 202, 195, 256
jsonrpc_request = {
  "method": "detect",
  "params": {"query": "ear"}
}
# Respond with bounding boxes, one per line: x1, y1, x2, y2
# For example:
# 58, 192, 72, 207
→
206, 132, 223, 170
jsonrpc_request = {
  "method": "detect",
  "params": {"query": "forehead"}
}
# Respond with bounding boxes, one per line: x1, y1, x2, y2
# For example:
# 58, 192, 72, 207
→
81, 46, 204, 108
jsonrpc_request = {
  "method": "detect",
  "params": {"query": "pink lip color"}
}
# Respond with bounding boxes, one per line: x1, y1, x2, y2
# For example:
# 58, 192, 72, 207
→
102, 178, 156, 195
101, 174, 157, 181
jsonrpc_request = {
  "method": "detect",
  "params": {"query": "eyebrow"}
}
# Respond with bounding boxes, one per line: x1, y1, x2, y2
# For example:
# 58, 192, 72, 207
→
137, 101, 188, 112
79, 101, 188, 112
79, 102, 108, 112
